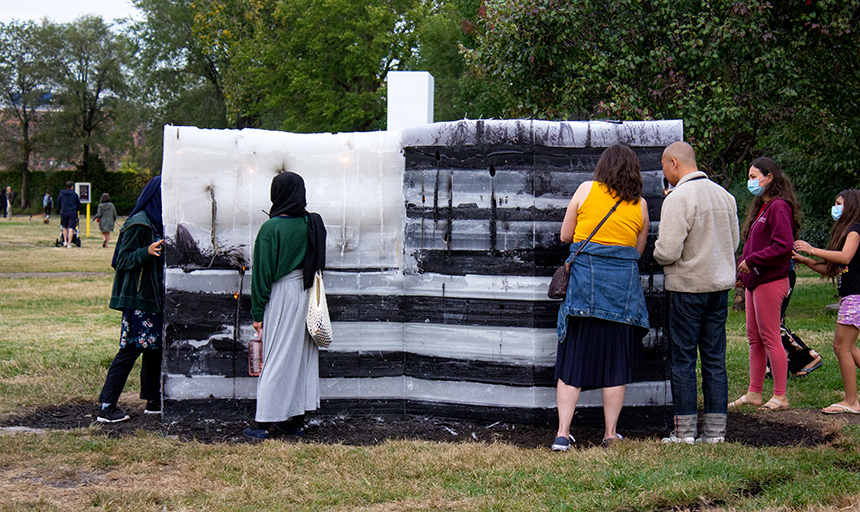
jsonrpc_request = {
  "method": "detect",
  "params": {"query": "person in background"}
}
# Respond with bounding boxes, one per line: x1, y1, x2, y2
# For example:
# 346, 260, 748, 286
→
731, 157, 801, 411
764, 262, 823, 379
793, 189, 860, 414
57, 181, 81, 247
43, 190, 53, 223
552, 144, 650, 451
243, 172, 326, 440
95, 177, 164, 422
94, 193, 118, 248
653, 141, 739, 444
6, 186, 14, 218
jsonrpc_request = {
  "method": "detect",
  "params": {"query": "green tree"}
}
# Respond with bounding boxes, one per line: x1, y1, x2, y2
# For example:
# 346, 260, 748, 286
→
468, 0, 860, 195
47, 15, 133, 180
0, 20, 57, 207
405, 0, 508, 121
198, 0, 428, 133
125, 0, 256, 171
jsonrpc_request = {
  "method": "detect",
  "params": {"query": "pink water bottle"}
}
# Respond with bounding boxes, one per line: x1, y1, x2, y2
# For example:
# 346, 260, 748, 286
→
248, 332, 263, 377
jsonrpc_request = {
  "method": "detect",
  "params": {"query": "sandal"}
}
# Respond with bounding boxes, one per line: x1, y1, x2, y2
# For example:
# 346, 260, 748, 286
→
758, 398, 789, 411
821, 403, 860, 415
728, 395, 762, 408
792, 357, 823, 378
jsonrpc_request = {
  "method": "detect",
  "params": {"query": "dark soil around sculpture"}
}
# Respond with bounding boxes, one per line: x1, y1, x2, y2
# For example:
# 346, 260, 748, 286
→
3, 398, 857, 449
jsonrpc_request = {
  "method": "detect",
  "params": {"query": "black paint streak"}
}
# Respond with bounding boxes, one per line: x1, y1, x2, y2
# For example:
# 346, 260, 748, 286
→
164, 288, 668, 335
489, 166, 497, 252
206, 185, 218, 267
432, 169, 440, 224
319, 352, 665, 385
162, 398, 672, 427
445, 171, 453, 250
406, 204, 558, 222
165, 224, 247, 270
404, 145, 663, 172
162, 345, 666, 386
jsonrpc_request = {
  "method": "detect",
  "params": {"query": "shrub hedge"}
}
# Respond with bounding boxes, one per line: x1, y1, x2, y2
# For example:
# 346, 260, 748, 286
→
0, 170, 154, 216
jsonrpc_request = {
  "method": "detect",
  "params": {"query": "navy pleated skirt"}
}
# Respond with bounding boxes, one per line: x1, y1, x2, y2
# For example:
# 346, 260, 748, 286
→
554, 316, 643, 390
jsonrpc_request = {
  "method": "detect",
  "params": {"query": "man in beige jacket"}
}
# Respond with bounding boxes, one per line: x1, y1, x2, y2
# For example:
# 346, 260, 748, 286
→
653, 141, 739, 444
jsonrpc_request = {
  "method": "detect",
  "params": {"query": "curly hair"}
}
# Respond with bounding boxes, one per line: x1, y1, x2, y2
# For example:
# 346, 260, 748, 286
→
591, 144, 642, 203
740, 157, 801, 240
824, 189, 860, 278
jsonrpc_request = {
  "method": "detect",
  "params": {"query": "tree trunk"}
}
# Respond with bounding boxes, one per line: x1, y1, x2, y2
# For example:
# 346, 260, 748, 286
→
20, 166, 29, 208
81, 144, 91, 180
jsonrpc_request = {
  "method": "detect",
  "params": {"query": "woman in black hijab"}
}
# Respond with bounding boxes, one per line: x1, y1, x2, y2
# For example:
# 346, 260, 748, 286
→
96, 176, 165, 423
244, 172, 326, 439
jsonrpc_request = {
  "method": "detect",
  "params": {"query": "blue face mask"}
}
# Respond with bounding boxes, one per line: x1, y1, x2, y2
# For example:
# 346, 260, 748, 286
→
747, 178, 764, 197
832, 204, 843, 221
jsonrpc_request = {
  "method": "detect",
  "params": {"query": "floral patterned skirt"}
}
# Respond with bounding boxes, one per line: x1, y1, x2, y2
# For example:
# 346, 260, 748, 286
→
119, 309, 163, 350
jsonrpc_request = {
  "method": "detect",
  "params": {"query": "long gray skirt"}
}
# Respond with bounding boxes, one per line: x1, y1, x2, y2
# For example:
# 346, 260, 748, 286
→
255, 270, 320, 422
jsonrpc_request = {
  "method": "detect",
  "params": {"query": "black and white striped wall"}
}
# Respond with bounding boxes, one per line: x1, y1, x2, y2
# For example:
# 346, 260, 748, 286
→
160, 120, 682, 423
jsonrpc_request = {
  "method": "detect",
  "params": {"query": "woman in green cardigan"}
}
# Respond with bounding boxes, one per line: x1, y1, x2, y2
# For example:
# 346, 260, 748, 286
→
95, 177, 164, 423
243, 172, 326, 440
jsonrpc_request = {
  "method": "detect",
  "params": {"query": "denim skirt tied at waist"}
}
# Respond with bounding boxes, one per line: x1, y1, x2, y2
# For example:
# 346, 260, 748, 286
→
556, 241, 650, 342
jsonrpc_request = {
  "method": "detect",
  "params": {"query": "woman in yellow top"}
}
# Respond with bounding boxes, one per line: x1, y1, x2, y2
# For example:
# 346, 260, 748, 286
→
552, 144, 650, 451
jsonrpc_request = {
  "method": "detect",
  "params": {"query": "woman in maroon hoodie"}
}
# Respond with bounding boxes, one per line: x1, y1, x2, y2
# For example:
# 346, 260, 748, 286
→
730, 157, 801, 411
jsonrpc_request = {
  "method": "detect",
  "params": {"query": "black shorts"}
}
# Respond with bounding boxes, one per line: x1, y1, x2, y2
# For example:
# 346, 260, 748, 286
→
60, 214, 77, 229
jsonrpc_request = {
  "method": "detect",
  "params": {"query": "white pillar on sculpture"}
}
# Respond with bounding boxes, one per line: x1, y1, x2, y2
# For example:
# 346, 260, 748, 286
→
386, 71, 434, 132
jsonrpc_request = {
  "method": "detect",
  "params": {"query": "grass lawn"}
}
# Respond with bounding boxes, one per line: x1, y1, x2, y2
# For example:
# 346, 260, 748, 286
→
2, 215, 860, 511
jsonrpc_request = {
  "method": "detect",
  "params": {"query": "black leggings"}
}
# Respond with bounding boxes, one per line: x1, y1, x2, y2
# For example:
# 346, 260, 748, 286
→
779, 270, 797, 322
98, 347, 162, 405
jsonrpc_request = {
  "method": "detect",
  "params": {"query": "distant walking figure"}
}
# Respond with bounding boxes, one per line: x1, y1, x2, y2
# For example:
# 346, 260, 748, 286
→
6, 186, 14, 218
57, 182, 81, 247
94, 193, 118, 248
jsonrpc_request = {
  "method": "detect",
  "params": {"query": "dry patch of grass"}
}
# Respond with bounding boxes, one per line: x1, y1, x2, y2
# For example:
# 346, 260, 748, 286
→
0, 275, 121, 412
0, 430, 217, 512
2, 431, 860, 511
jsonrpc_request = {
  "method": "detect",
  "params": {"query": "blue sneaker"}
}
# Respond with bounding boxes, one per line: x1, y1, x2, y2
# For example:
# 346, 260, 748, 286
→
242, 428, 269, 440
551, 436, 573, 451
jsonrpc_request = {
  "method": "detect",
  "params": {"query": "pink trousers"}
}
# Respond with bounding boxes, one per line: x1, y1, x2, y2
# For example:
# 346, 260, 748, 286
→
745, 277, 789, 396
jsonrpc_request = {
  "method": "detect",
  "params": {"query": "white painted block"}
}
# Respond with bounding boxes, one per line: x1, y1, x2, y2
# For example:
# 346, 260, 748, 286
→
387, 71, 434, 132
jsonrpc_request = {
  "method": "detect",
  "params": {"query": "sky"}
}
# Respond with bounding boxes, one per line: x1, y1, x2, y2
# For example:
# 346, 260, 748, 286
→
0, 0, 141, 25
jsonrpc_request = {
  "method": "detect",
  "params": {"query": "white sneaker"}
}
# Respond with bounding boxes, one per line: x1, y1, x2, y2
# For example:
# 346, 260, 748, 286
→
695, 436, 725, 444
661, 432, 695, 444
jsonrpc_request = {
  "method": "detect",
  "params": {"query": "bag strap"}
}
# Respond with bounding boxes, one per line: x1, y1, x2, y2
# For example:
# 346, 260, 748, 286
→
566, 199, 624, 269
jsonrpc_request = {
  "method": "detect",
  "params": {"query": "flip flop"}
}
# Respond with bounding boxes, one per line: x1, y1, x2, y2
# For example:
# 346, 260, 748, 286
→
822, 403, 860, 415
793, 358, 823, 378
759, 398, 789, 411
